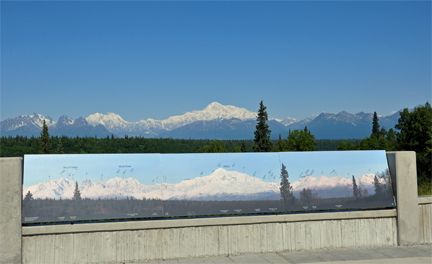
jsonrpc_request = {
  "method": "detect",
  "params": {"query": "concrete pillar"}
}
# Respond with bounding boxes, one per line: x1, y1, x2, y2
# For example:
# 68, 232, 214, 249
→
386, 151, 419, 246
0, 157, 23, 264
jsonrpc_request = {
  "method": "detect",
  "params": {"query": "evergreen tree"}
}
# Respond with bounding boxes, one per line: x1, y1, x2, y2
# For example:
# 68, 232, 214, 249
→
373, 175, 384, 198
57, 138, 64, 154
299, 188, 317, 206
276, 135, 285, 152
279, 163, 295, 210
199, 140, 228, 153
240, 141, 247, 152
39, 120, 52, 154
357, 134, 379, 150
23, 190, 34, 202
372, 112, 380, 139
386, 128, 397, 141
73, 181, 81, 201
352, 175, 361, 198
337, 139, 356, 150
23, 190, 34, 216
253, 101, 273, 152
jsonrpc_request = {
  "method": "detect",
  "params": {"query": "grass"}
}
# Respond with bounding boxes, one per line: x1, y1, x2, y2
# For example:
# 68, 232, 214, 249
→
418, 179, 432, 196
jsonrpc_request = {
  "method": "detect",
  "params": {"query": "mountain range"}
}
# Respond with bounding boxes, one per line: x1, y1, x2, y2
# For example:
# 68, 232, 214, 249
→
1, 102, 402, 139
24, 168, 384, 201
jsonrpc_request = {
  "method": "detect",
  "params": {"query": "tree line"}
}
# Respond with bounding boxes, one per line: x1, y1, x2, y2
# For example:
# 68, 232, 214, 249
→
0, 132, 353, 157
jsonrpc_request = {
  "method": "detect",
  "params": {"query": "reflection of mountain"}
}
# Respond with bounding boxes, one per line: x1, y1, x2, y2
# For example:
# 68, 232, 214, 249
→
165, 168, 279, 201
23, 170, 385, 200
290, 174, 385, 198
23, 169, 280, 201
24, 177, 76, 200
24, 177, 166, 200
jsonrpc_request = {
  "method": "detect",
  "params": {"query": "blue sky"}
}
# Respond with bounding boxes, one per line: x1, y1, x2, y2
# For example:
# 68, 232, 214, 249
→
2, 1, 431, 122
23, 150, 388, 187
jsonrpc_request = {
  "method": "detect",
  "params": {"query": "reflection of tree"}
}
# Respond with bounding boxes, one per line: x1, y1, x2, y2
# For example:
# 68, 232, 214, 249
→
360, 188, 369, 197
23, 190, 34, 215
352, 175, 361, 199
73, 181, 81, 201
279, 163, 295, 211
299, 188, 318, 206
375, 168, 392, 198
374, 176, 384, 198
24, 190, 34, 202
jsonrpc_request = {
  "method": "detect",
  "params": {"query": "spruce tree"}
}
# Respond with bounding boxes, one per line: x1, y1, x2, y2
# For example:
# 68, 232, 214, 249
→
23, 190, 34, 202
199, 140, 228, 153
39, 120, 52, 154
240, 140, 247, 152
276, 134, 285, 152
73, 181, 81, 201
57, 138, 64, 154
253, 101, 273, 152
372, 112, 380, 139
280, 163, 295, 210
352, 175, 361, 198
373, 175, 384, 198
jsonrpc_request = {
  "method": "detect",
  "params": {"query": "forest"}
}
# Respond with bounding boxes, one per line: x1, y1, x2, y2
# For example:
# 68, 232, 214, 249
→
0, 135, 352, 157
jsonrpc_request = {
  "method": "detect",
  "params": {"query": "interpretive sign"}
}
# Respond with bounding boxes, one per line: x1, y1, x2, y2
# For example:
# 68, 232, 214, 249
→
22, 151, 395, 223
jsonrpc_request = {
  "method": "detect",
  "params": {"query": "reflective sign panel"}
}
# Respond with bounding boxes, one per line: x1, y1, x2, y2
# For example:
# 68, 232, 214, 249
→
22, 151, 395, 223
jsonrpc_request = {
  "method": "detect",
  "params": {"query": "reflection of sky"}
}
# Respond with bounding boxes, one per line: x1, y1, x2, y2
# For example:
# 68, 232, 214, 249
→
160, 153, 281, 184
23, 154, 162, 187
279, 150, 389, 183
24, 150, 390, 188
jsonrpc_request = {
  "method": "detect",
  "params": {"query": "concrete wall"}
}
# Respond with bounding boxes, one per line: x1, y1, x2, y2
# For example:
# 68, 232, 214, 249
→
419, 196, 432, 244
0, 158, 23, 264
386, 151, 420, 245
22, 211, 397, 264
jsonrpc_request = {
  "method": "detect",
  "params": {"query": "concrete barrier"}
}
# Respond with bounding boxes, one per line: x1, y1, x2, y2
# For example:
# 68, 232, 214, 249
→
22, 212, 397, 263
0, 151, 430, 264
419, 196, 432, 244
386, 151, 420, 245
0, 157, 23, 264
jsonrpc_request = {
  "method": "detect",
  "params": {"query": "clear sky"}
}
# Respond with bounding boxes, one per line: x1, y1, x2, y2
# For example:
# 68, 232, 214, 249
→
2, 1, 431, 122
23, 150, 388, 188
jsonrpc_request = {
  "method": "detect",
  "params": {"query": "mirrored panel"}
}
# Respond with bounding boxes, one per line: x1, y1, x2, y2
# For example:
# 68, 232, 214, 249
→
22, 151, 395, 224
278, 150, 395, 211
22, 154, 163, 223
159, 152, 282, 217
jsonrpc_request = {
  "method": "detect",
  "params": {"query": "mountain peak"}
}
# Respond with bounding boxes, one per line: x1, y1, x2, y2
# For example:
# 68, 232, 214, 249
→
57, 115, 74, 125
86, 112, 129, 129
204, 101, 223, 110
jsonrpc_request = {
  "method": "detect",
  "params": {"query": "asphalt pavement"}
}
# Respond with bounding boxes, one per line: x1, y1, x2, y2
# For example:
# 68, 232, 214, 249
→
139, 245, 431, 264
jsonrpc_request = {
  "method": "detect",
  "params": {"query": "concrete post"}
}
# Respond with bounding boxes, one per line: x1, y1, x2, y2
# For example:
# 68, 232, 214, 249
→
386, 151, 419, 246
0, 157, 23, 264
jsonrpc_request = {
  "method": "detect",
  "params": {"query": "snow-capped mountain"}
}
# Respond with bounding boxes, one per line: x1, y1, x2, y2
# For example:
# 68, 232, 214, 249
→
164, 168, 279, 201
24, 168, 280, 201
290, 173, 385, 198
23, 177, 76, 200
279, 117, 298, 126
0, 113, 56, 135
2, 102, 404, 139
23, 169, 385, 201
0, 114, 110, 137
85, 102, 258, 136
158, 118, 289, 140
281, 111, 401, 140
